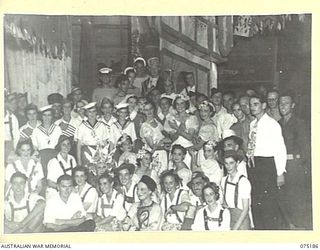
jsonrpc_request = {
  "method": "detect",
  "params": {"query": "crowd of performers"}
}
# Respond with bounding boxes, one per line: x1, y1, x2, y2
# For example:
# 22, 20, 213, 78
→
3, 56, 311, 233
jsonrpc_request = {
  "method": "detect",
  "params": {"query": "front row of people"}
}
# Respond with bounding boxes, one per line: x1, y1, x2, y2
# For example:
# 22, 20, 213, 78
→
4, 149, 251, 233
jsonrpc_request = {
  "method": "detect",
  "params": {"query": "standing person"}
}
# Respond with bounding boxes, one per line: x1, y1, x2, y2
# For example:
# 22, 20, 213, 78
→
4, 172, 45, 233
94, 173, 126, 231
221, 150, 251, 230
92, 67, 117, 106
4, 93, 20, 160
180, 72, 196, 98
69, 87, 83, 104
222, 91, 236, 114
141, 57, 164, 96
43, 175, 96, 232
124, 67, 141, 96
113, 74, 132, 105
278, 90, 312, 229
99, 97, 117, 128
73, 166, 99, 219
210, 88, 237, 139
5, 140, 44, 196
19, 104, 41, 141
247, 94, 287, 230
192, 182, 230, 231
47, 93, 64, 121
31, 105, 62, 177
238, 95, 254, 121
14, 93, 28, 127
266, 89, 282, 121
115, 163, 139, 213
163, 79, 177, 99
140, 101, 168, 173
75, 102, 110, 166
132, 57, 149, 93
122, 175, 162, 231
160, 170, 191, 231
230, 102, 251, 153
109, 103, 137, 147
46, 135, 77, 200
73, 100, 88, 124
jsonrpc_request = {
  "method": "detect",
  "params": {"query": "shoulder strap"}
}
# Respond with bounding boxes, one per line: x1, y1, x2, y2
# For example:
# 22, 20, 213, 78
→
27, 162, 37, 192
234, 175, 245, 208
218, 209, 224, 227
9, 202, 15, 222
81, 186, 94, 202
12, 162, 19, 173
203, 209, 209, 230
223, 176, 228, 207
174, 189, 183, 223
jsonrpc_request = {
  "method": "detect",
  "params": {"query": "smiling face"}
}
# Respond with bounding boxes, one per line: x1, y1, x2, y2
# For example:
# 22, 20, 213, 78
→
203, 187, 218, 206
99, 74, 112, 85
175, 98, 187, 113
279, 96, 295, 117
11, 177, 26, 196
74, 170, 87, 186
86, 107, 98, 120
118, 108, 129, 121
118, 169, 132, 186
267, 91, 279, 109
134, 61, 145, 74
76, 102, 86, 116
60, 138, 71, 154
239, 96, 250, 116
211, 92, 222, 106
120, 139, 133, 152
141, 153, 152, 168
127, 97, 137, 113
18, 143, 32, 158
26, 109, 38, 123
72, 90, 83, 103
137, 182, 151, 201
119, 79, 130, 93
199, 105, 212, 121
41, 110, 53, 125
232, 103, 245, 121
99, 177, 113, 194
190, 177, 206, 197
223, 93, 234, 111
203, 145, 215, 160
101, 102, 113, 115
172, 148, 185, 163
163, 175, 177, 194
143, 103, 155, 119
160, 98, 171, 113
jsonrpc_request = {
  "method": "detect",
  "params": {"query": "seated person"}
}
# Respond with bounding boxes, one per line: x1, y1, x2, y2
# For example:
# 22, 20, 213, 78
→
4, 172, 45, 233
122, 175, 162, 231
73, 166, 99, 219
95, 173, 127, 231
43, 174, 95, 232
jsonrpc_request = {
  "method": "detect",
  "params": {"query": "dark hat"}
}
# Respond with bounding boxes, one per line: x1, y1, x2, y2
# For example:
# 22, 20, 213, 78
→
139, 175, 157, 192
115, 163, 135, 175
222, 150, 241, 162
62, 98, 74, 106
210, 87, 223, 96
279, 88, 296, 101
24, 103, 38, 113
47, 93, 63, 105
187, 171, 210, 189
55, 135, 72, 151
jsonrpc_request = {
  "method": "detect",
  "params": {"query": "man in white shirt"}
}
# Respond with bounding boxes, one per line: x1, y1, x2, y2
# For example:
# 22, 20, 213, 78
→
43, 174, 95, 232
247, 94, 287, 230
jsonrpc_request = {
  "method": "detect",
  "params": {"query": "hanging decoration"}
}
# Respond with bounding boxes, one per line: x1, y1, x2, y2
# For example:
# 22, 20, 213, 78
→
233, 14, 307, 37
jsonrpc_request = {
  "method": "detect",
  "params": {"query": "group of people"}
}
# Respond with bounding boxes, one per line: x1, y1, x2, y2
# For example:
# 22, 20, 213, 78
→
4, 56, 312, 233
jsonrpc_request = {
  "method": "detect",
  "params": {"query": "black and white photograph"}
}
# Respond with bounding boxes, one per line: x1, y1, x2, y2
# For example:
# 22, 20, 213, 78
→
3, 14, 312, 234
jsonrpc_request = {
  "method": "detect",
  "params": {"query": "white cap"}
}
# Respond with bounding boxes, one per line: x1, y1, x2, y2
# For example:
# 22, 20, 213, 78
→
39, 104, 53, 113
115, 102, 129, 110
124, 67, 135, 75
198, 100, 215, 111
222, 129, 236, 140
147, 57, 160, 66
99, 68, 112, 74
133, 57, 146, 67
71, 87, 81, 93
160, 93, 175, 100
174, 94, 190, 102
83, 102, 97, 110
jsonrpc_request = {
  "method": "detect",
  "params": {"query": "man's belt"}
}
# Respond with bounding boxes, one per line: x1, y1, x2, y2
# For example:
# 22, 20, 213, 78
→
287, 154, 300, 160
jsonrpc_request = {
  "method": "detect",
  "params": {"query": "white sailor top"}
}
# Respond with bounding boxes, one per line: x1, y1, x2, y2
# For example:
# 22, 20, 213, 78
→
5, 159, 44, 193
110, 120, 137, 145
99, 116, 117, 135
121, 182, 139, 213
97, 189, 126, 220
221, 171, 251, 210
160, 188, 190, 224
19, 121, 41, 140
4, 192, 44, 223
55, 117, 82, 138
192, 203, 230, 231
31, 124, 62, 150
47, 153, 77, 183
75, 120, 109, 146
75, 182, 99, 213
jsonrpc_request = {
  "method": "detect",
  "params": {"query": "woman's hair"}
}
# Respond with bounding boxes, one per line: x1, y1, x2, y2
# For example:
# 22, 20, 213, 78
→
115, 74, 129, 88
136, 149, 152, 167
100, 97, 114, 111
171, 144, 187, 155
173, 96, 190, 110
39, 109, 53, 123
117, 134, 133, 149
159, 169, 182, 192
15, 139, 35, 156
98, 172, 114, 192
72, 166, 89, 178
143, 101, 157, 116
202, 182, 220, 202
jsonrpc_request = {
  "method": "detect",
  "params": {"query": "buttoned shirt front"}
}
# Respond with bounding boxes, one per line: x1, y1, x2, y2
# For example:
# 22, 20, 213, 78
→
31, 124, 62, 150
